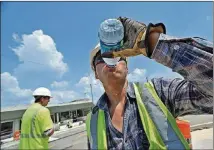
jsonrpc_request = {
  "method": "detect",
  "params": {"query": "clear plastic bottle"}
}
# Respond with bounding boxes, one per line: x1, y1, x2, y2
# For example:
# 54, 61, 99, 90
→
98, 19, 124, 67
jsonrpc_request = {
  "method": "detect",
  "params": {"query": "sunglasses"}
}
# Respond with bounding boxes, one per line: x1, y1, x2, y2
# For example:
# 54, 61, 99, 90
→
93, 51, 126, 67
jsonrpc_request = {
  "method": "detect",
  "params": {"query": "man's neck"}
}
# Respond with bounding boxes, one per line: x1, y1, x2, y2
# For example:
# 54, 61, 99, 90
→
36, 102, 43, 107
104, 80, 128, 112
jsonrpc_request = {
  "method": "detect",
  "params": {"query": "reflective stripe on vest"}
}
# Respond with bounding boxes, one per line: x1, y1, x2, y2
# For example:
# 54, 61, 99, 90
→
86, 109, 107, 149
86, 82, 190, 149
133, 82, 166, 149
21, 107, 46, 139
135, 82, 190, 149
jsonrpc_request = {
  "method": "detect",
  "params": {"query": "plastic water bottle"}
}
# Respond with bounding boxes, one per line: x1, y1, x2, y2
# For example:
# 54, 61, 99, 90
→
98, 19, 124, 67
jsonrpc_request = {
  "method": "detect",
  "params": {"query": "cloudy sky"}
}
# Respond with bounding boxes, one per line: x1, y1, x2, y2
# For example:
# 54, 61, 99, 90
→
1, 2, 213, 107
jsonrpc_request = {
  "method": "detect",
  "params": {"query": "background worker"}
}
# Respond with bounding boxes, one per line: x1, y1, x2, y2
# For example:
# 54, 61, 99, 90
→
19, 87, 54, 149
86, 17, 213, 149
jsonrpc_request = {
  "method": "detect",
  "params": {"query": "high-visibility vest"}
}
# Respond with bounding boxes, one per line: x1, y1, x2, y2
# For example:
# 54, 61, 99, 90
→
86, 82, 191, 149
19, 103, 51, 149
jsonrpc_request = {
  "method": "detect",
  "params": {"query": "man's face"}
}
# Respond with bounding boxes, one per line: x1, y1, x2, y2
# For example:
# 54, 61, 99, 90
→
41, 96, 50, 106
94, 52, 128, 85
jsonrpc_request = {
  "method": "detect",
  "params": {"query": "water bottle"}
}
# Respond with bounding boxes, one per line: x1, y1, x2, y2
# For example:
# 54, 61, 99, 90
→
98, 19, 124, 67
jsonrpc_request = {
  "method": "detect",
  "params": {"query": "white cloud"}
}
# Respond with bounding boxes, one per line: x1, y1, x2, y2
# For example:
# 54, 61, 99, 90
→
127, 68, 147, 82
51, 81, 69, 89
1, 72, 33, 107
76, 73, 104, 104
0, 72, 83, 107
50, 90, 82, 104
12, 30, 68, 77
12, 33, 21, 42
1, 72, 32, 97
0, 72, 82, 106
77, 75, 98, 86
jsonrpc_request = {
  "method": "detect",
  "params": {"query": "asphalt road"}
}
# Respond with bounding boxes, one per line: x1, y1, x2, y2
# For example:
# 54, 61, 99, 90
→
50, 124, 87, 149
63, 132, 87, 150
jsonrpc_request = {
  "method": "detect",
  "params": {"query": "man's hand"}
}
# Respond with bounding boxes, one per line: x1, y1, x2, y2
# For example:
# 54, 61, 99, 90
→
101, 17, 166, 58
44, 128, 54, 137
148, 32, 162, 54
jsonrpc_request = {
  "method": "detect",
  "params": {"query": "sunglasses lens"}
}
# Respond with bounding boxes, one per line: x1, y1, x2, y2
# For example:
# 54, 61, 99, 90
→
94, 54, 126, 68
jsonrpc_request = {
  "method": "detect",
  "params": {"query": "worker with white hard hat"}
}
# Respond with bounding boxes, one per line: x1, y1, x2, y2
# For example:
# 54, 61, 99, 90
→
19, 87, 54, 150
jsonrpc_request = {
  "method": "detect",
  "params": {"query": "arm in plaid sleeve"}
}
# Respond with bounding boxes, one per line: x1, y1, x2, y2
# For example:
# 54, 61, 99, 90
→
151, 34, 213, 117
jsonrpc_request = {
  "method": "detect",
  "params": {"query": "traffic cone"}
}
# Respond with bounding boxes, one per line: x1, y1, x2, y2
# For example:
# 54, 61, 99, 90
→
176, 119, 192, 149
13, 130, 20, 141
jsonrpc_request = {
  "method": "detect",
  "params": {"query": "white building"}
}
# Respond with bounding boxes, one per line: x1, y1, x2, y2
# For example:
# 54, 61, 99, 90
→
0, 99, 94, 140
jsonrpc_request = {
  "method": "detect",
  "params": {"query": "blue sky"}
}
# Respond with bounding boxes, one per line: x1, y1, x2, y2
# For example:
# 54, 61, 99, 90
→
1, 2, 213, 107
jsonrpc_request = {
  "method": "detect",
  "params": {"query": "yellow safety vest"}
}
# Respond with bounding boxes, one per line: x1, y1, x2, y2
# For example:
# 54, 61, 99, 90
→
19, 103, 53, 150
86, 82, 190, 149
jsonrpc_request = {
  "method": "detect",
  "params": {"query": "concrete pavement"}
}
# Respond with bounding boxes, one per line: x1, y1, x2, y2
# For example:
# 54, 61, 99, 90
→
191, 128, 213, 149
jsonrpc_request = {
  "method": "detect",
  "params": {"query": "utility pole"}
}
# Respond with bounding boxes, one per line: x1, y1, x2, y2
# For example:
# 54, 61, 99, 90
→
90, 84, 94, 103
84, 92, 87, 98
146, 76, 149, 82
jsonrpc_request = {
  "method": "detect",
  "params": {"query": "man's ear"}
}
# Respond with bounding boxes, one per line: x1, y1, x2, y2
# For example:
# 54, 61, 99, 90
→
95, 71, 99, 79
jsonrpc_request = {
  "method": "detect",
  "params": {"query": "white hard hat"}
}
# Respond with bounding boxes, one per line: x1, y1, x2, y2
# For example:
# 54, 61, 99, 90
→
33, 87, 52, 97
90, 43, 100, 72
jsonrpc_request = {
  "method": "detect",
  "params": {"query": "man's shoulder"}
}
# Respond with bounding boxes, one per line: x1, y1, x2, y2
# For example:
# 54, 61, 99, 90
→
36, 107, 51, 121
27, 103, 44, 111
37, 106, 50, 116
127, 81, 147, 98
91, 106, 99, 114
96, 93, 109, 111
40, 106, 49, 112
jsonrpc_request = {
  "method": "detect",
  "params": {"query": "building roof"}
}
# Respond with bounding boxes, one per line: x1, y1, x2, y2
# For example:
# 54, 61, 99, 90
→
1, 99, 92, 112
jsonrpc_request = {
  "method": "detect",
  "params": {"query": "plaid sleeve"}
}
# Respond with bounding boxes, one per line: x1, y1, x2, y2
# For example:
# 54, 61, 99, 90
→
151, 34, 213, 117
152, 77, 213, 117
152, 34, 213, 97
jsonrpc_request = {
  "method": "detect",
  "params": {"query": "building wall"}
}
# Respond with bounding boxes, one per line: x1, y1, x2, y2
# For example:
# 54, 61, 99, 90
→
1, 101, 94, 140
1, 101, 94, 122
